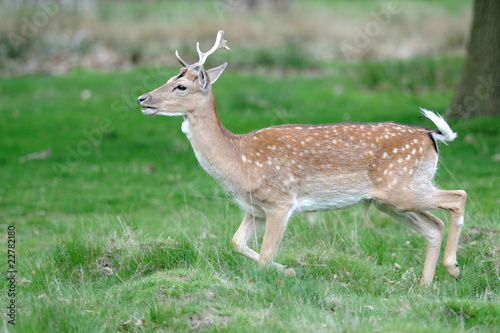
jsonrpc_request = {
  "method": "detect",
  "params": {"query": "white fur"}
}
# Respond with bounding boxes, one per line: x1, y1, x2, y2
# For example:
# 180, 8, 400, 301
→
181, 117, 190, 138
293, 195, 369, 215
141, 107, 157, 115
420, 108, 457, 143
142, 107, 185, 118
156, 111, 185, 117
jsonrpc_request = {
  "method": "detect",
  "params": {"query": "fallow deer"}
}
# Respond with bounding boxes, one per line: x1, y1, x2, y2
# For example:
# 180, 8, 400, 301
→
137, 31, 466, 286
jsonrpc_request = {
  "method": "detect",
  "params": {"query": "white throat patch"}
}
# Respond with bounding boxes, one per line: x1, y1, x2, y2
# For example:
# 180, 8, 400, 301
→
181, 116, 191, 138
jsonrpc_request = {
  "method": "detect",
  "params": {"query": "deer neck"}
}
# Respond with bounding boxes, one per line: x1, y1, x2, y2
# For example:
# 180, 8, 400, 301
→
182, 94, 240, 187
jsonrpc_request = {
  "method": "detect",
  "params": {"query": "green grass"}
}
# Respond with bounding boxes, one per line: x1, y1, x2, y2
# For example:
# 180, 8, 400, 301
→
1, 57, 499, 332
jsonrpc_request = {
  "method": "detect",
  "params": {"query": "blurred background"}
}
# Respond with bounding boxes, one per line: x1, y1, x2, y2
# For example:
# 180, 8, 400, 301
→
0, 0, 472, 76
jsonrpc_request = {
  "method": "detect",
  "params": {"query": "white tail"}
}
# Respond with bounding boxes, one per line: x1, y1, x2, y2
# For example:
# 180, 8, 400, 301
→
421, 108, 457, 144
137, 31, 466, 286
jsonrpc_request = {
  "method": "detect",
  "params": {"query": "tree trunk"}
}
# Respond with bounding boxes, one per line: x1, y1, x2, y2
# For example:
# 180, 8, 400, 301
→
447, 0, 500, 118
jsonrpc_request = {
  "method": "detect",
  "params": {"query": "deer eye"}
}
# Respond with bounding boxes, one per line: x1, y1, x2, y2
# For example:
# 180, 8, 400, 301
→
176, 85, 187, 91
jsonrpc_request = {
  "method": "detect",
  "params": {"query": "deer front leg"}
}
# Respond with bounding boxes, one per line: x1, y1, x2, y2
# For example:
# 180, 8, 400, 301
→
259, 208, 296, 276
232, 213, 265, 263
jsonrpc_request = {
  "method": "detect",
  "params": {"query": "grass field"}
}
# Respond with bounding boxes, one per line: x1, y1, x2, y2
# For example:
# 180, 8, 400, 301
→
1, 56, 499, 332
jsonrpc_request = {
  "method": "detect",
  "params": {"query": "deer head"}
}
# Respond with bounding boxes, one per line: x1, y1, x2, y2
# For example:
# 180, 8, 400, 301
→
137, 30, 230, 116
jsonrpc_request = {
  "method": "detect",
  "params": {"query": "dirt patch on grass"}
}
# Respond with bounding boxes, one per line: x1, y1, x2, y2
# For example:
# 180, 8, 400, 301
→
189, 307, 231, 331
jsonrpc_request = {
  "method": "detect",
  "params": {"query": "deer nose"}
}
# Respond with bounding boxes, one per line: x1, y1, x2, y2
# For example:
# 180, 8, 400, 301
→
137, 94, 149, 105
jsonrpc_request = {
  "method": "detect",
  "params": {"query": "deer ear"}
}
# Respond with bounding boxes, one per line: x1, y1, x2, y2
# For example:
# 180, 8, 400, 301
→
206, 62, 227, 84
198, 65, 210, 93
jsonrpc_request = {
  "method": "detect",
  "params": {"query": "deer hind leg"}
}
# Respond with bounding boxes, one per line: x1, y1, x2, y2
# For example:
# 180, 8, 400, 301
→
434, 190, 467, 280
397, 189, 466, 280
374, 188, 467, 282
372, 202, 445, 286
232, 213, 265, 263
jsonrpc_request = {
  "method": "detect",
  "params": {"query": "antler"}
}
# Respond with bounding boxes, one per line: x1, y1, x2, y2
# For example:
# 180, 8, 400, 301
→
176, 30, 230, 70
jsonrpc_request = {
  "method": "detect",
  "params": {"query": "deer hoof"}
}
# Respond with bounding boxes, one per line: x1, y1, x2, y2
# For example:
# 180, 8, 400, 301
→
283, 266, 303, 278
444, 260, 460, 280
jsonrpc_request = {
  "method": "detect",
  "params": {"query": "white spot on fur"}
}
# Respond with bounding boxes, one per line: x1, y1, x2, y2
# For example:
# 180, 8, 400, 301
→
241, 155, 247, 163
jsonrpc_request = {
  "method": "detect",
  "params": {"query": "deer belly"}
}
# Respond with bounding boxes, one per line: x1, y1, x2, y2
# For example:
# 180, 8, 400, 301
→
292, 172, 372, 214
293, 195, 369, 214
